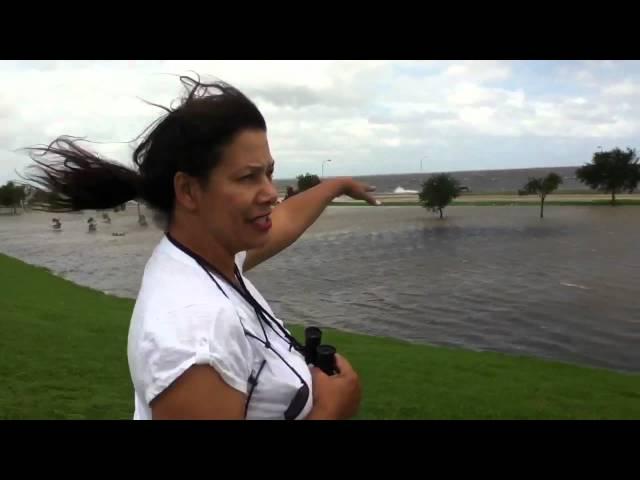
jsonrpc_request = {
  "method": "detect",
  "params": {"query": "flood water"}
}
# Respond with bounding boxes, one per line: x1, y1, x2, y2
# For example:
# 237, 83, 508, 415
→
1, 204, 639, 373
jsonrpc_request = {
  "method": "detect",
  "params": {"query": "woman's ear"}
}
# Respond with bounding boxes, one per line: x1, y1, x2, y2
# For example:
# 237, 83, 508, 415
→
173, 172, 200, 212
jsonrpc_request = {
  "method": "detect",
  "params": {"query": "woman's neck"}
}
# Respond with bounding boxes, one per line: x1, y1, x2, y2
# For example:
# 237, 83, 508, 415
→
167, 223, 238, 285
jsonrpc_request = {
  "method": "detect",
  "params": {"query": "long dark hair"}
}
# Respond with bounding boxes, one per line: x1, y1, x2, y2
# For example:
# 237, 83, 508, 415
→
22, 75, 267, 221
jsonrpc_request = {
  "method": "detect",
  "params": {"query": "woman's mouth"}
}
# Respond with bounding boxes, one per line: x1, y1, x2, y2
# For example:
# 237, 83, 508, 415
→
250, 214, 272, 232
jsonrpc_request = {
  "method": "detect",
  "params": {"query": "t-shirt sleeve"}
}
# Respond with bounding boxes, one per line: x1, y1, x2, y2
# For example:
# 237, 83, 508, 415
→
139, 301, 253, 405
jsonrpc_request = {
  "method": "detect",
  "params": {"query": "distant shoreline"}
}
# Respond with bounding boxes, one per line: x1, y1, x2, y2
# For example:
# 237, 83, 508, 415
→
273, 165, 589, 196
329, 192, 640, 207
273, 164, 586, 184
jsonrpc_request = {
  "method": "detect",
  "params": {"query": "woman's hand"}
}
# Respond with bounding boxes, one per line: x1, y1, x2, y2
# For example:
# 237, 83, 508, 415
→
336, 177, 381, 205
306, 354, 362, 420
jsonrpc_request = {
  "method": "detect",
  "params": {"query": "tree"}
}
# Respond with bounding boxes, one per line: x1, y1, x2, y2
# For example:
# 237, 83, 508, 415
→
575, 147, 640, 205
296, 173, 321, 192
521, 173, 563, 218
0, 181, 26, 215
418, 173, 462, 219
0, 184, 11, 210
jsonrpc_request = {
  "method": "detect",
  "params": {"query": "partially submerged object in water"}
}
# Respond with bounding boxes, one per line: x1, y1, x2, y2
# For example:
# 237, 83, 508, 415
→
112, 232, 126, 237
51, 218, 62, 231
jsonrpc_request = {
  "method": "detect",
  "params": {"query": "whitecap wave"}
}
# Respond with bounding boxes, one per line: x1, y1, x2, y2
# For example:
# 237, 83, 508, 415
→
393, 186, 418, 194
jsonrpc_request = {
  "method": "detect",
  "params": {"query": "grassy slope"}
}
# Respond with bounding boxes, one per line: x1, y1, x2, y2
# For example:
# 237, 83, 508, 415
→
1, 253, 639, 419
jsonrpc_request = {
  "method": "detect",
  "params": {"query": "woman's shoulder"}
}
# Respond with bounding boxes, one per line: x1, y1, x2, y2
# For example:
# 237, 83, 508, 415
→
131, 297, 247, 353
142, 237, 247, 293
138, 238, 222, 303
131, 238, 254, 344
128, 293, 255, 404
128, 244, 255, 403
130, 238, 257, 342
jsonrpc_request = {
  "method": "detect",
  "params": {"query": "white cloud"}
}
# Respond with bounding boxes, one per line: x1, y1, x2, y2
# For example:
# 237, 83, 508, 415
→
1, 60, 640, 185
603, 80, 640, 96
443, 60, 511, 82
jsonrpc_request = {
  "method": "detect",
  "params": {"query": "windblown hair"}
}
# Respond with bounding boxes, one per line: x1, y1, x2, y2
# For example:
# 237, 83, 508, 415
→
25, 138, 141, 211
23, 75, 267, 221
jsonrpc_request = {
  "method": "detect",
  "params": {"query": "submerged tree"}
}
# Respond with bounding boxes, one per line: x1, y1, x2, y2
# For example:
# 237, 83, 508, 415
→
418, 173, 462, 219
522, 172, 563, 218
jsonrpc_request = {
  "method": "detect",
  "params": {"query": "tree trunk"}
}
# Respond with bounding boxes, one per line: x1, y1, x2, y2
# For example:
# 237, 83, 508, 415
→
611, 190, 616, 205
439, 208, 443, 219
540, 197, 545, 218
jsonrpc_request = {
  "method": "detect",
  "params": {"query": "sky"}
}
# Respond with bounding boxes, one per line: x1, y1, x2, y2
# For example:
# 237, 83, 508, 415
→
1, 60, 639, 184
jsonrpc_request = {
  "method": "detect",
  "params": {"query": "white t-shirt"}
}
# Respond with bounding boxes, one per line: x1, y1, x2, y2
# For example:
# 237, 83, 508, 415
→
127, 235, 313, 420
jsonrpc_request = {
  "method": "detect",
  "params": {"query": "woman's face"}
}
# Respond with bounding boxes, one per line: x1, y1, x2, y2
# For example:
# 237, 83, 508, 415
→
199, 128, 278, 254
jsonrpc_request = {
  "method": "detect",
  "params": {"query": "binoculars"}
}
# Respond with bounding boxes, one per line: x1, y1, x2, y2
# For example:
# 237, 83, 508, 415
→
303, 326, 338, 376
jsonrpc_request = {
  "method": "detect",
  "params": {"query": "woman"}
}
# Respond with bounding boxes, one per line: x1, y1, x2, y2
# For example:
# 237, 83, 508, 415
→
24, 75, 379, 420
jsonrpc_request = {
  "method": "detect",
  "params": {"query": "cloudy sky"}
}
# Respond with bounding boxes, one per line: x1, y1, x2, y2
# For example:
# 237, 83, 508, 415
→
1, 60, 639, 184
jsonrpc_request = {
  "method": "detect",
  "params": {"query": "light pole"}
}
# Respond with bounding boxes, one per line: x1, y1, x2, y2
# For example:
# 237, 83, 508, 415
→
322, 159, 332, 178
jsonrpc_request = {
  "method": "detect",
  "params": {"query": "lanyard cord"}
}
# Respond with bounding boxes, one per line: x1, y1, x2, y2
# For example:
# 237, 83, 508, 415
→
165, 233, 305, 353
243, 330, 307, 384
232, 264, 303, 351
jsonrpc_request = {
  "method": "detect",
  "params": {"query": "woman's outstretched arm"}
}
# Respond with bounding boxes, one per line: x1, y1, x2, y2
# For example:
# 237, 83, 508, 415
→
244, 177, 379, 272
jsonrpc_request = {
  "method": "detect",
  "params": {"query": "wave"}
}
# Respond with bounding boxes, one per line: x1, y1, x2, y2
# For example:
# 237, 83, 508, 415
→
393, 186, 419, 194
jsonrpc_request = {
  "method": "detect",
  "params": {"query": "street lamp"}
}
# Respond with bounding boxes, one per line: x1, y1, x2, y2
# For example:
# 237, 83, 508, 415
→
322, 159, 332, 178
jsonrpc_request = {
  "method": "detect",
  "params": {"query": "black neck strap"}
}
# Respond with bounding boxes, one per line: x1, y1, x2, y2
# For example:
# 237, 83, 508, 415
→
164, 233, 305, 353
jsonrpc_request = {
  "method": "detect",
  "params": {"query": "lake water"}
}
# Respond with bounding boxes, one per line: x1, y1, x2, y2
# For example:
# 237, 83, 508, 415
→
1, 203, 639, 373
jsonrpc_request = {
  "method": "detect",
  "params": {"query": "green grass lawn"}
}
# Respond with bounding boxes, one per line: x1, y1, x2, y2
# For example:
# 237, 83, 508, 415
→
2, 253, 639, 419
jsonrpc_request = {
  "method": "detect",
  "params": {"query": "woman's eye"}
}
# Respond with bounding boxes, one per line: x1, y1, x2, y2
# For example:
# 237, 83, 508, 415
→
240, 170, 273, 182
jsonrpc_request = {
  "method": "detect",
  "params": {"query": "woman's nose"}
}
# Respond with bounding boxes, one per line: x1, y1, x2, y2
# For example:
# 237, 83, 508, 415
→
260, 179, 279, 205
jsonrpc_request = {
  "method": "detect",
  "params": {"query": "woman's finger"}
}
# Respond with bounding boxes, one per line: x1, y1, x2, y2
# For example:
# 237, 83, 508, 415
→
361, 192, 381, 205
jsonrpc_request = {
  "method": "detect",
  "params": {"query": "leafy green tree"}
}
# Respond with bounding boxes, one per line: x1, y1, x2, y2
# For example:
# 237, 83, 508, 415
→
0, 181, 26, 215
418, 173, 462, 219
576, 148, 640, 205
296, 173, 321, 192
